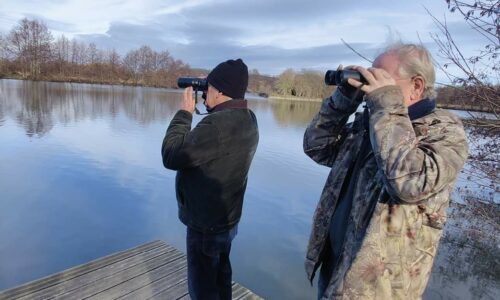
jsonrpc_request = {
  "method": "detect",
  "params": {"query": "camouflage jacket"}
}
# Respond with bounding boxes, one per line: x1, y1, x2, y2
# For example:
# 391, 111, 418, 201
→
303, 86, 468, 299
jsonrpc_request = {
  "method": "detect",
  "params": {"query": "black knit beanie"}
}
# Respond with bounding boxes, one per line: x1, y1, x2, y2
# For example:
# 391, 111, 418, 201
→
207, 58, 248, 99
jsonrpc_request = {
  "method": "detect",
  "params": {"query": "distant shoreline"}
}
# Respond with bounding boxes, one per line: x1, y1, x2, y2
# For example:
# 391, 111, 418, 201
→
0, 75, 178, 90
269, 95, 494, 113
0, 77, 265, 98
269, 95, 322, 102
0, 77, 493, 113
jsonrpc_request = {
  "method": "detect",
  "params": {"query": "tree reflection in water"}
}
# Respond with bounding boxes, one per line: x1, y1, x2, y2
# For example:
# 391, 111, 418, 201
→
269, 99, 322, 128
0, 79, 182, 138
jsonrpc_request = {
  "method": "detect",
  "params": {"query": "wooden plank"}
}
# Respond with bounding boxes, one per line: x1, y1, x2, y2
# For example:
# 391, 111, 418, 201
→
232, 283, 249, 299
239, 293, 264, 300
87, 255, 187, 299
115, 267, 188, 300
53, 251, 184, 300
235, 290, 253, 300
148, 278, 189, 300
170, 281, 261, 300
17, 244, 174, 300
0, 241, 164, 298
0, 240, 164, 300
176, 282, 240, 300
178, 292, 191, 300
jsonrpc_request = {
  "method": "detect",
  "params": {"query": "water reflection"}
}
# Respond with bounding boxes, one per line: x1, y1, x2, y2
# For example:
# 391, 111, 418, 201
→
267, 99, 322, 128
0, 80, 182, 138
424, 202, 499, 300
0, 99, 4, 127
0, 80, 323, 137
0, 79, 497, 299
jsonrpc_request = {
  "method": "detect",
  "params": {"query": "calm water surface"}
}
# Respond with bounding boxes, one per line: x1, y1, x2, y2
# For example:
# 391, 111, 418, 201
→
0, 80, 497, 299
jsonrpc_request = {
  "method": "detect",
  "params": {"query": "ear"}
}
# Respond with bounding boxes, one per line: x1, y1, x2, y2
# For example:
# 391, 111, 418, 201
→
411, 76, 425, 101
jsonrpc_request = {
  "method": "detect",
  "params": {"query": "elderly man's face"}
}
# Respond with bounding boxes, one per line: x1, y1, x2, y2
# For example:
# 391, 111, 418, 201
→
373, 52, 422, 107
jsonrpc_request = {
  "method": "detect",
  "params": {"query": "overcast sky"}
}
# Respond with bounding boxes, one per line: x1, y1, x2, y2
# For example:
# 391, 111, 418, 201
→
0, 0, 483, 81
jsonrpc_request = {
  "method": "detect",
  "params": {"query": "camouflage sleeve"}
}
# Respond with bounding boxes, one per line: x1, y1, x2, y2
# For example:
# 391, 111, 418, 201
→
366, 86, 469, 203
303, 89, 361, 167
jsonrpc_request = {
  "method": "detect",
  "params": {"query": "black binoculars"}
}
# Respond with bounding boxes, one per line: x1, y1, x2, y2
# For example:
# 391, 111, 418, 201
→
324, 70, 368, 86
177, 78, 208, 91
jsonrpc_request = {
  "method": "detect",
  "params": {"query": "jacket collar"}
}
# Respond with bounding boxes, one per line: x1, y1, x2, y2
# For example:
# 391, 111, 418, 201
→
210, 99, 248, 113
360, 98, 436, 131
408, 98, 436, 120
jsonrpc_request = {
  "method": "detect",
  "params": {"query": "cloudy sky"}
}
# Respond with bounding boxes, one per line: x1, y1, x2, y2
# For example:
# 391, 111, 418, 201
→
0, 0, 483, 81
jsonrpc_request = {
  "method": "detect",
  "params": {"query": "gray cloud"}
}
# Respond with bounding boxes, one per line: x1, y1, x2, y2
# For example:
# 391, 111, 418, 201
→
181, 20, 245, 44
26, 14, 80, 33
77, 18, 377, 74
73, 0, 387, 75
79, 21, 168, 50
179, 0, 421, 26
0, 13, 80, 35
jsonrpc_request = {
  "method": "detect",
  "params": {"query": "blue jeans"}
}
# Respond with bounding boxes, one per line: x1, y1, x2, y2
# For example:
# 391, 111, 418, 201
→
186, 225, 238, 300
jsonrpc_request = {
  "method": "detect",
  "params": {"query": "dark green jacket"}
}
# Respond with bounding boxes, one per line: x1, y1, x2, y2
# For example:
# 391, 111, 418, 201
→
162, 100, 259, 233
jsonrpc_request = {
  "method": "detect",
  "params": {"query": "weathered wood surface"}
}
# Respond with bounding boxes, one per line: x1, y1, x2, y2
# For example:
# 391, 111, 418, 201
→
0, 240, 263, 300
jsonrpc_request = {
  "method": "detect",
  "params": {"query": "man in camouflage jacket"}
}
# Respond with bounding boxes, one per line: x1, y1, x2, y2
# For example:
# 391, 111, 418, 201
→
303, 44, 468, 299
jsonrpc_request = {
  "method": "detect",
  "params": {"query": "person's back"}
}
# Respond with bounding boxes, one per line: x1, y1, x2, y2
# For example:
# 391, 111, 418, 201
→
169, 103, 258, 233
161, 58, 259, 300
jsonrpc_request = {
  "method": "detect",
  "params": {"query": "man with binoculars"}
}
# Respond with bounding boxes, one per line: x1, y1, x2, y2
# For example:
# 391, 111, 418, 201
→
161, 58, 259, 300
304, 44, 468, 299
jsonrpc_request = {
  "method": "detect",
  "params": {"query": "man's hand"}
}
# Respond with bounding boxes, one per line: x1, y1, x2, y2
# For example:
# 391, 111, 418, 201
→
347, 66, 397, 95
337, 64, 364, 103
181, 87, 196, 114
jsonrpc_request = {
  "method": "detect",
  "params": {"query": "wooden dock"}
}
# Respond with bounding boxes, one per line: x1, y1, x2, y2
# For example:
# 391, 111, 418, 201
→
0, 240, 262, 300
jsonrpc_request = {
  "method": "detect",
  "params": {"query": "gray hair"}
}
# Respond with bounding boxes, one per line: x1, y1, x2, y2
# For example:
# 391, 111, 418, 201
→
382, 43, 437, 99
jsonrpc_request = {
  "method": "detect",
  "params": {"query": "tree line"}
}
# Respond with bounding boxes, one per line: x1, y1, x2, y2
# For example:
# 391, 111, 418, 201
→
0, 18, 335, 98
0, 18, 193, 88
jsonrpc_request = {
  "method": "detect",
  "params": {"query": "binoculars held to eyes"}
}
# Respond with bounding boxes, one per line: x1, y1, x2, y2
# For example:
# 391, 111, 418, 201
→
177, 78, 208, 91
324, 70, 368, 87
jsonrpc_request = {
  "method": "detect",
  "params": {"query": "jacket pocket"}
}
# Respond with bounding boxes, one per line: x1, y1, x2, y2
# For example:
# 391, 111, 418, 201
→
406, 223, 440, 297
381, 204, 405, 236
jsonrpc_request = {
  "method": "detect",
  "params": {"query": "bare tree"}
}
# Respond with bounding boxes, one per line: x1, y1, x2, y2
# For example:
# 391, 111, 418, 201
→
429, 0, 499, 229
123, 49, 141, 84
295, 70, 332, 99
53, 35, 71, 76
157, 50, 173, 71
0, 33, 6, 59
70, 40, 87, 77
276, 68, 297, 96
0, 33, 7, 77
6, 18, 53, 79
87, 43, 99, 65
106, 49, 121, 78
156, 50, 173, 86
248, 69, 275, 96
164, 58, 191, 87
0, 18, 194, 88
275, 69, 333, 99
428, 1, 499, 127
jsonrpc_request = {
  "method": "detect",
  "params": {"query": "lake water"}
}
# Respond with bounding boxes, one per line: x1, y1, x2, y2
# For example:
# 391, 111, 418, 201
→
0, 79, 497, 299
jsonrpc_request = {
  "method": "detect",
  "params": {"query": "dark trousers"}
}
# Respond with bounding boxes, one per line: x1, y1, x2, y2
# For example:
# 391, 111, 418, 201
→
186, 225, 238, 300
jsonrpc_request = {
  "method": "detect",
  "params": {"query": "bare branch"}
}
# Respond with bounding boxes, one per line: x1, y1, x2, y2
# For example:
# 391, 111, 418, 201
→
340, 39, 373, 64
